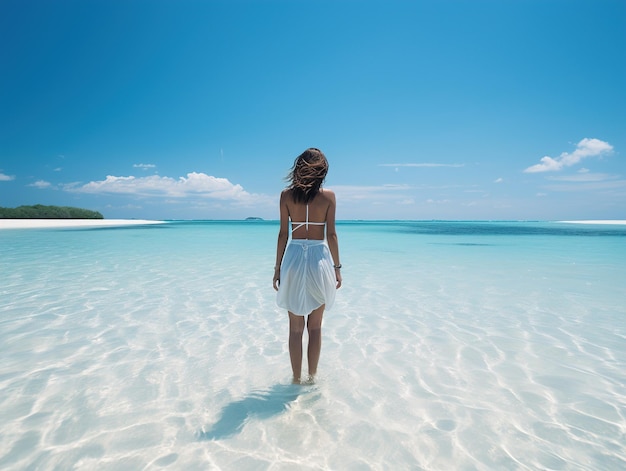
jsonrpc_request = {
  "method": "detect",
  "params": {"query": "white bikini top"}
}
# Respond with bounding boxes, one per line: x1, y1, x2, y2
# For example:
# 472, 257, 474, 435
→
291, 204, 325, 233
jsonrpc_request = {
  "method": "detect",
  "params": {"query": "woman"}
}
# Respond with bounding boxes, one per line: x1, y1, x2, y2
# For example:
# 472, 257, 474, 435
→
273, 148, 342, 384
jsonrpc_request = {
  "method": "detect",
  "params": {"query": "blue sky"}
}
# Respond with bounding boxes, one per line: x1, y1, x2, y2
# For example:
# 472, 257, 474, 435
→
1, 0, 624, 220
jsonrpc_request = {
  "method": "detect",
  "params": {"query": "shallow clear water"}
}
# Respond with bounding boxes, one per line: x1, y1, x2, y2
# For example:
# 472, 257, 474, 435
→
1, 221, 625, 470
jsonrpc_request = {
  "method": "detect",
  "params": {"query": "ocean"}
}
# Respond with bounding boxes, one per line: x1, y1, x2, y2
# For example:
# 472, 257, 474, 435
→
1, 221, 625, 470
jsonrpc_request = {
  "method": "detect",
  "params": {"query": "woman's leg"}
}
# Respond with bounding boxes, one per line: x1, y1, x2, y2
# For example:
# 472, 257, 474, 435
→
288, 312, 305, 383
306, 305, 325, 379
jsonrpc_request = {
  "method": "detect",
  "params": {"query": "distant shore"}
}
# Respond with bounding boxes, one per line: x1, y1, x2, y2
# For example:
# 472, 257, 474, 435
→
557, 220, 626, 225
0, 219, 166, 230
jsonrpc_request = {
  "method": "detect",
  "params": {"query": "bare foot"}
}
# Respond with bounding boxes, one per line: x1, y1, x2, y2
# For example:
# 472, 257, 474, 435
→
301, 375, 316, 385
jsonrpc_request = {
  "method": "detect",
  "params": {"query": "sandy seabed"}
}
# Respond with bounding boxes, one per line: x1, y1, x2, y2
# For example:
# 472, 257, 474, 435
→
1, 220, 625, 470
0, 219, 166, 230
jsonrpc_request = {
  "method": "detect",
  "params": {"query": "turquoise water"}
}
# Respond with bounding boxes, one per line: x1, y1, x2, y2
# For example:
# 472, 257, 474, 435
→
1, 221, 625, 470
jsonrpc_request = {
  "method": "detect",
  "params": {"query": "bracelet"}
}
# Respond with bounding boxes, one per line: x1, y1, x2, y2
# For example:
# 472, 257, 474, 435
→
334, 264, 342, 269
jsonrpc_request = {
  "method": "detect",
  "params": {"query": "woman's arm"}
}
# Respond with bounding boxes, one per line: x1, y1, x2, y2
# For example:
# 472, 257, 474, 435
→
325, 190, 342, 289
273, 190, 290, 291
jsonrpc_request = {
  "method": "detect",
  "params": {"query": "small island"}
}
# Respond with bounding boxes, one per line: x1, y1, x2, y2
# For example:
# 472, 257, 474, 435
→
0, 204, 104, 219
245, 217, 264, 221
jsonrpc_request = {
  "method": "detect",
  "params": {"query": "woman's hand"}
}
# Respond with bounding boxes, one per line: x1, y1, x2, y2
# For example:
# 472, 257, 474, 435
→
273, 267, 280, 291
335, 268, 342, 289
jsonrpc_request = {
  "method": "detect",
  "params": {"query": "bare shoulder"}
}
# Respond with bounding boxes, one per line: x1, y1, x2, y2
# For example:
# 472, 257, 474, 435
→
320, 188, 336, 202
280, 188, 293, 203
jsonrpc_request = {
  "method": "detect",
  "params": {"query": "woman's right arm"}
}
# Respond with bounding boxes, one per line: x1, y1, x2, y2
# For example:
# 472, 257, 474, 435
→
273, 190, 290, 291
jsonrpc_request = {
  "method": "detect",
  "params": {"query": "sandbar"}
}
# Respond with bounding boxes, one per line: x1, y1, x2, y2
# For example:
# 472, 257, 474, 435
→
0, 219, 166, 230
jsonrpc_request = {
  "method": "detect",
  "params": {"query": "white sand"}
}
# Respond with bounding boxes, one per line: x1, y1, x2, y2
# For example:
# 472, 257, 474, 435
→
2, 221, 625, 470
558, 220, 626, 225
0, 219, 166, 229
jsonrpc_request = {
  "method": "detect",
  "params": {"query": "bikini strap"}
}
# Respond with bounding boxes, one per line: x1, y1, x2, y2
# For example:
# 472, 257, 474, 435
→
291, 203, 324, 233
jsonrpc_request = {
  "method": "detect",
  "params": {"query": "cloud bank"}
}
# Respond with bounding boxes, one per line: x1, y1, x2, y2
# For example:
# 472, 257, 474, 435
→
379, 163, 464, 168
524, 138, 613, 173
133, 163, 156, 170
331, 184, 413, 202
67, 172, 257, 202
28, 180, 52, 188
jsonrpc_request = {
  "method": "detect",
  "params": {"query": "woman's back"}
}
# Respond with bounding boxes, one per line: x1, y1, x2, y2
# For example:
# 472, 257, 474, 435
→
285, 188, 333, 240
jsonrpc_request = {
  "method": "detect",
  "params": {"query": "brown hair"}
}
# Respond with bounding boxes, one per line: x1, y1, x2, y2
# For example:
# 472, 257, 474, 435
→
286, 148, 329, 204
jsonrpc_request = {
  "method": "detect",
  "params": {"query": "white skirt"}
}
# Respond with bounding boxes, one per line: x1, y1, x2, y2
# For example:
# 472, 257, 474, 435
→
276, 239, 336, 316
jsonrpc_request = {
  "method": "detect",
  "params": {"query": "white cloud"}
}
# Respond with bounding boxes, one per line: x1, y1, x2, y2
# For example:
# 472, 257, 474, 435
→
133, 163, 156, 170
0, 173, 15, 181
379, 163, 464, 168
331, 184, 413, 202
494, 177, 503, 183
537, 171, 626, 192
29, 180, 52, 188
66, 172, 263, 204
332, 184, 412, 192
546, 172, 619, 183
106, 203, 143, 210
544, 180, 626, 191
524, 138, 613, 173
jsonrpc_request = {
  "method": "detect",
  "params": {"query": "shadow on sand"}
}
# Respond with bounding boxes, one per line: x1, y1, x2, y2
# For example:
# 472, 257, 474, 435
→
197, 383, 311, 441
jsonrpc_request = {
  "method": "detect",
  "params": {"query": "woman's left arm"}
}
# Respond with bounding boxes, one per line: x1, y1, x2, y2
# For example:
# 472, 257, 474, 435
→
325, 191, 342, 289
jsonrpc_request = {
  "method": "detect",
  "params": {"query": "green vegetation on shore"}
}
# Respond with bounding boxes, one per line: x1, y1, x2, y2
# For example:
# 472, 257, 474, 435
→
0, 205, 104, 219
